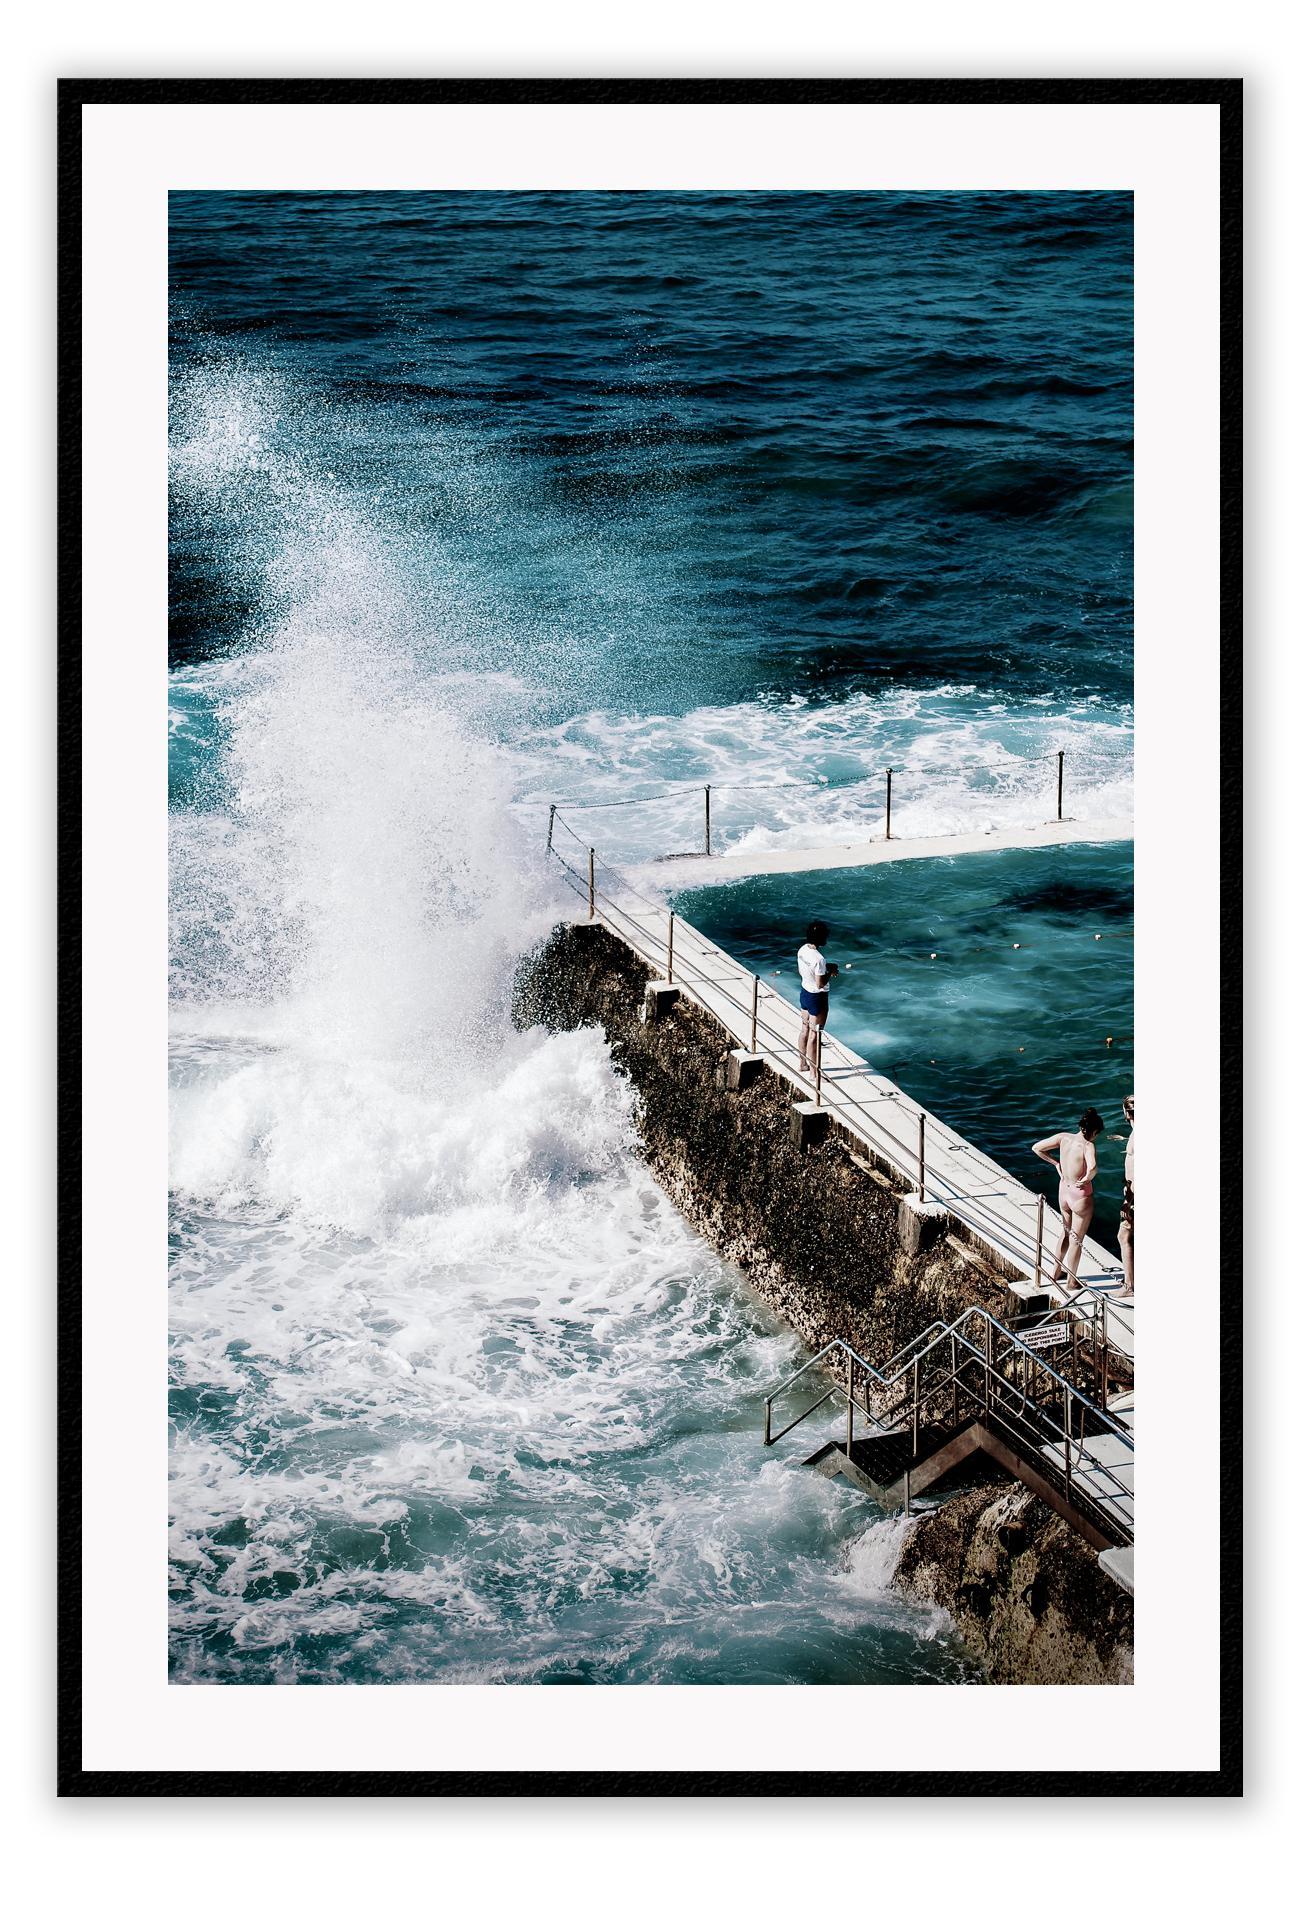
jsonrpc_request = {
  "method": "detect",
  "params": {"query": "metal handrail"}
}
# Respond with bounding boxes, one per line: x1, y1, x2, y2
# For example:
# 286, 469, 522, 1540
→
766, 1306, 1129, 1437
937, 1361, 1133, 1523
564, 857, 949, 1193
552, 838, 1122, 1292
762, 1305, 1134, 1542
949, 1308, 1130, 1430
767, 1344, 1133, 1486
561, 847, 957, 1199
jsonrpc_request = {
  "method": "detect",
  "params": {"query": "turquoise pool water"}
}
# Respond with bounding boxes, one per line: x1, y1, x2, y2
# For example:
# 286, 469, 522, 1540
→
676, 842, 1133, 1244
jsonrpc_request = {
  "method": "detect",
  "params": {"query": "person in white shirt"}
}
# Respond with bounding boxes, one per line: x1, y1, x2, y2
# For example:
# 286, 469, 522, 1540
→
796, 919, 838, 1075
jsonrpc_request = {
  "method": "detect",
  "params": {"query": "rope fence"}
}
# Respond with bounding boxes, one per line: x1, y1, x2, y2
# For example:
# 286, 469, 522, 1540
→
522, 739, 1133, 857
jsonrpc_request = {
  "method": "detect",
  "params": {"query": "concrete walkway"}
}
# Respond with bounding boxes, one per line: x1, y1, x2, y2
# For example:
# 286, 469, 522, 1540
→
569, 873, 1134, 1361
1039, 1387, 1136, 1529
629, 815, 1132, 889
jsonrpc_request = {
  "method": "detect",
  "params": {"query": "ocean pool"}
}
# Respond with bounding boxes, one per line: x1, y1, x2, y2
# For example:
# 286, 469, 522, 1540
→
675, 842, 1134, 1245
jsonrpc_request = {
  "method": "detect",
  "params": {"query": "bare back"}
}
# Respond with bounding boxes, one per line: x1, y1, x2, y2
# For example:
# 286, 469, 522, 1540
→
1058, 1131, 1095, 1188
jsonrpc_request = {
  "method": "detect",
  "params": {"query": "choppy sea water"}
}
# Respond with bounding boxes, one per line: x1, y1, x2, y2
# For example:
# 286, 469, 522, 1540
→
168, 190, 1131, 1683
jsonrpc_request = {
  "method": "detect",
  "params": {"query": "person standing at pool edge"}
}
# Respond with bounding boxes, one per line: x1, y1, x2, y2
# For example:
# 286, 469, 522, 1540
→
1032, 1109, 1105, 1292
797, 920, 838, 1075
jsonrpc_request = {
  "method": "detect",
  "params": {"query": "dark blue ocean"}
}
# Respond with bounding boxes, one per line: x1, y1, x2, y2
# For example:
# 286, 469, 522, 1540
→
167, 192, 1132, 1685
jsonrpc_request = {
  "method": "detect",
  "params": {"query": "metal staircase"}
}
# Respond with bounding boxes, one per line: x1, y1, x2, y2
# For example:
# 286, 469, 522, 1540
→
763, 1295, 1134, 1552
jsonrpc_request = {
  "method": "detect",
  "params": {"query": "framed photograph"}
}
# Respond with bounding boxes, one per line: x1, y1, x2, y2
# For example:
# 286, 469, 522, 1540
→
60, 77, 1241, 1795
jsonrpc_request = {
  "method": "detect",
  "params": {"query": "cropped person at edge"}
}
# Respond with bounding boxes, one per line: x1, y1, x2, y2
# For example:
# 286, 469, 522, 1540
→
1117, 1093, 1135, 1297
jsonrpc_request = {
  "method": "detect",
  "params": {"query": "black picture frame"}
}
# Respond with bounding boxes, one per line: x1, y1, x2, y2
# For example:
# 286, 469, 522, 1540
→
57, 75, 1243, 1799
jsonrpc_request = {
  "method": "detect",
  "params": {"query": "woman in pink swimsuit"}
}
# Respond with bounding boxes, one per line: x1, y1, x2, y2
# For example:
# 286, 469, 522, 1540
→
1032, 1108, 1105, 1291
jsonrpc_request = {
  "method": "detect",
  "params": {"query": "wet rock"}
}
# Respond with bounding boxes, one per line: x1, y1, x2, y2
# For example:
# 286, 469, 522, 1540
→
893, 1484, 1134, 1684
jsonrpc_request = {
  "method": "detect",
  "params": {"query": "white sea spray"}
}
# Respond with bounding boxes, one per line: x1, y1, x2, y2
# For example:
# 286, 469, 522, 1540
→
166, 361, 971, 1685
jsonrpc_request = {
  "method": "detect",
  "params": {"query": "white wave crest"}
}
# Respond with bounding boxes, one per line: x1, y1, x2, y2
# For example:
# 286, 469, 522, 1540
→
504, 685, 1132, 863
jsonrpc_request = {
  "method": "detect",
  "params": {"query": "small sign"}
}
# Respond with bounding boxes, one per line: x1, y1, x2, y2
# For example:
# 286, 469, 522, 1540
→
1019, 1321, 1070, 1350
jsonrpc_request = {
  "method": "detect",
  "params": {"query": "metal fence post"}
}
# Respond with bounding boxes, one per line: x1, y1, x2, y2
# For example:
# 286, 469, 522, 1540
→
1034, 1193, 1045, 1287
917, 1111, 926, 1203
814, 1024, 823, 1106
750, 974, 759, 1054
667, 910, 675, 984
587, 847, 595, 919
704, 784, 712, 856
845, 1355, 855, 1459
546, 803, 556, 853
885, 767, 893, 841
764, 1396, 772, 1446
1056, 750, 1064, 822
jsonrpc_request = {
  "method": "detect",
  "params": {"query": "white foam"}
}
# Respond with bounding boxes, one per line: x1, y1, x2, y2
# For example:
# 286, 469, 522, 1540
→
842, 1512, 915, 1596
505, 687, 1133, 864
838, 1514, 955, 1642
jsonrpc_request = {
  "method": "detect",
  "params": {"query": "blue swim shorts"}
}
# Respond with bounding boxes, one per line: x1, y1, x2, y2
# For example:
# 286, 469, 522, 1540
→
799, 988, 828, 1015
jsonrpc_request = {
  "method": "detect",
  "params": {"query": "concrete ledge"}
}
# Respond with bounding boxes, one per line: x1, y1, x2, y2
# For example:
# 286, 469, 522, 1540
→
848, 1152, 897, 1192
790, 1102, 831, 1151
629, 816, 1133, 889
643, 981, 680, 1022
1098, 1546, 1135, 1597
897, 1191, 949, 1258
1008, 1277, 1052, 1312
725, 1049, 765, 1091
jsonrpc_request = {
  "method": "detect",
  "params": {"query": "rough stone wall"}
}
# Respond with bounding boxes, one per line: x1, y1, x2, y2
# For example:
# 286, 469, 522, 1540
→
514, 921, 1013, 1361
514, 920, 1133, 1686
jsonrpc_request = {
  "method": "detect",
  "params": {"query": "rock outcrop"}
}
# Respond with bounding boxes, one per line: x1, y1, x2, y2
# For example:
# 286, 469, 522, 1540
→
893, 1484, 1134, 1684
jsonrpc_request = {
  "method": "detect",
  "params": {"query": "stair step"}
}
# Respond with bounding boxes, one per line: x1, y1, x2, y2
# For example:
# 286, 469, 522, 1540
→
805, 1421, 967, 1488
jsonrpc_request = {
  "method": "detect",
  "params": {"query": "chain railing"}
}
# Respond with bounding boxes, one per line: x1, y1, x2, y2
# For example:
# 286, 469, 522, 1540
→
546, 807, 1127, 1300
